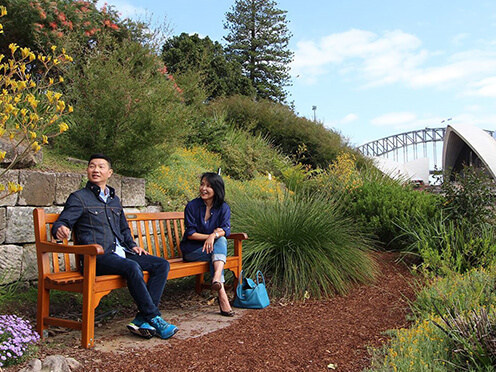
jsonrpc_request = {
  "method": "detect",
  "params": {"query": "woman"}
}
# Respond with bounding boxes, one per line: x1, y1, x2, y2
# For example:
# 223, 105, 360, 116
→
180, 172, 235, 316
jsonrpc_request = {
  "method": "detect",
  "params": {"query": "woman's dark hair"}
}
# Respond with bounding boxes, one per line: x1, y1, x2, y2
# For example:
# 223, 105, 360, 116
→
201, 172, 225, 208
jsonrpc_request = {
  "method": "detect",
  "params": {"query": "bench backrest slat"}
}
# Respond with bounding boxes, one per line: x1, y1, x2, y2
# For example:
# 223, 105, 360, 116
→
37, 210, 186, 275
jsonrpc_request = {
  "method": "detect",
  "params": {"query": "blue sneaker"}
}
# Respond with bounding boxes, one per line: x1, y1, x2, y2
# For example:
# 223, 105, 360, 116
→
127, 316, 156, 339
149, 316, 178, 339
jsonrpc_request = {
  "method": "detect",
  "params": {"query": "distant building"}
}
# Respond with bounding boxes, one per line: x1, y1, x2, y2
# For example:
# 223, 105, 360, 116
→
443, 123, 496, 180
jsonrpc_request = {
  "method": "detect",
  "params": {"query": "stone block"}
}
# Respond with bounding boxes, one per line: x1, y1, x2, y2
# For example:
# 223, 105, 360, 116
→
121, 177, 145, 207
0, 244, 23, 284
0, 207, 5, 244
18, 171, 56, 206
6, 207, 35, 243
145, 205, 162, 213
0, 170, 20, 206
55, 173, 83, 205
108, 174, 122, 199
21, 243, 38, 281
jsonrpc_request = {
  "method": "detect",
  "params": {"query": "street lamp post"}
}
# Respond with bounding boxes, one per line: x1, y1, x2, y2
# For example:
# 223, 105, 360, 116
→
312, 105, 317, 122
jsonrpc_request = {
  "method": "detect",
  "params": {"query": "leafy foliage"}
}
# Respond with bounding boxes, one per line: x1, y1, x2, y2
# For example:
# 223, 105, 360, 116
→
0, 0, 124, 56
161, 33, 255, 99
56, 33, 189, 177
211, 95, 349, 169
0, 7, 72, 197
230, 191, 377, 299
224, 0, 293, 103
441, 165, 496, 227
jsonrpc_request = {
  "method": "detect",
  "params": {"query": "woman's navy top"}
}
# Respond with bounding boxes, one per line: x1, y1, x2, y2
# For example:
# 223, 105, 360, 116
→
180, 197, 231, 254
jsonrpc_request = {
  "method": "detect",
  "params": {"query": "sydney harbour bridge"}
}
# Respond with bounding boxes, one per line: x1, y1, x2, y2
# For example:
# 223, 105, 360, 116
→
357, 126, 494, 173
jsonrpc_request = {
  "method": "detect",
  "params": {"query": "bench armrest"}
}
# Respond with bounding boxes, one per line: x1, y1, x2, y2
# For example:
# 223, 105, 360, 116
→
37, 241, 104, 256
227, 233, 248, 241
227, 232, 248, 257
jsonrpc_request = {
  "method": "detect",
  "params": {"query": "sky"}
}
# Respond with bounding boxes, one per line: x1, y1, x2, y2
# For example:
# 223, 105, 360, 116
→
100, 0, 496, 149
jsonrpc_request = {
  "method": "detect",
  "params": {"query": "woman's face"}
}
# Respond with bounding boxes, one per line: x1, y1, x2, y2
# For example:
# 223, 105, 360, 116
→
200, 177, 215, 203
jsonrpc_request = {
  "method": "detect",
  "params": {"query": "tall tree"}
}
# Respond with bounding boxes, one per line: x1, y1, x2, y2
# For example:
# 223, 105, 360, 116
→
224, 0, 293, 103
161, 33, 255, 99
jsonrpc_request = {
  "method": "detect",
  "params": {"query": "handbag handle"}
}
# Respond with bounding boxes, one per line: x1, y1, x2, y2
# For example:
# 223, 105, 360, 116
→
256, 271, 266, 286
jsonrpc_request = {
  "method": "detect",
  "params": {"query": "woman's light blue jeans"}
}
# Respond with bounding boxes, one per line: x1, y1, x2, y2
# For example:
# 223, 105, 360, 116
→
182, 237, 227, 282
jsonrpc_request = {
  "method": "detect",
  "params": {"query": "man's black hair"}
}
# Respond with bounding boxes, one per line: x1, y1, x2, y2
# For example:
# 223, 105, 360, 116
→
201, 172, 225, 208
88, 153, 112, 167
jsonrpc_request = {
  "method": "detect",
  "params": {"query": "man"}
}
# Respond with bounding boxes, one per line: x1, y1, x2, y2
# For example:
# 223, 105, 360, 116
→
52, 154, 178, 339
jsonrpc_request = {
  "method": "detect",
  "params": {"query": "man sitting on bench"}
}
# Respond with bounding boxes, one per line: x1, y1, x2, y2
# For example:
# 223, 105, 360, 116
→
52, 153, 178, 340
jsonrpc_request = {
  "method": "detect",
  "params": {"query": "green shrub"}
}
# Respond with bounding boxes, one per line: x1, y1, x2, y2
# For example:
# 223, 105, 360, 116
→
369, 267, 496, 372
219, 127, 286, 180
366, 317, 452, 372
441, 165, 496, 227
230, 191, 377, 299
402, 214, 496, 276
147, 146, 221, 211
211, 95, 351, 168
56, 33, 189, 177
349, 177, 441, 250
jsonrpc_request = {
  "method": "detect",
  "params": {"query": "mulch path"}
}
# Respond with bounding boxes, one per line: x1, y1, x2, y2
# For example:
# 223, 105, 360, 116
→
12, 252, 417, 371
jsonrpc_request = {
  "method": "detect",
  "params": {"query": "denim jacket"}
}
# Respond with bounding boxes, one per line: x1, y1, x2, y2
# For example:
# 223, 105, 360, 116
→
52, 181, 137, 255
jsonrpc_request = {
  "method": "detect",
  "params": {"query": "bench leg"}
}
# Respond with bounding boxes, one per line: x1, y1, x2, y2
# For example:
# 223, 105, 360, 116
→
195, 273, 204, 294
81, 290, 96, 349
36, 285, 50, 338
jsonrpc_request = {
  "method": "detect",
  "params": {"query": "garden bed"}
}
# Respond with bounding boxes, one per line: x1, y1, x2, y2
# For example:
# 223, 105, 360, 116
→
10, 252, 415, 371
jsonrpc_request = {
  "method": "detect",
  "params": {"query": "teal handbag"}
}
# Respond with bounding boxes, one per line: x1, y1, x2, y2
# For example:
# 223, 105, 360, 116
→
233, 270, 270, 309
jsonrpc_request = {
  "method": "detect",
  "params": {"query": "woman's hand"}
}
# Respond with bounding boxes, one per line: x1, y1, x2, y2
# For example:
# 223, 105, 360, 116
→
202, 233, 216, 253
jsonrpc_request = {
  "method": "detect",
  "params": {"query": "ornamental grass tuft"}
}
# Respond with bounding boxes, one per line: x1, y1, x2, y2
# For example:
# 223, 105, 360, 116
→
230, 191, 377, 299
0, 314, 39, 367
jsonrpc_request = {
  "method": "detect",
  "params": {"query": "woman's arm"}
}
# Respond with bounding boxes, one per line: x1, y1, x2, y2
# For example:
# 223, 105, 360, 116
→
188, 228, 225, 253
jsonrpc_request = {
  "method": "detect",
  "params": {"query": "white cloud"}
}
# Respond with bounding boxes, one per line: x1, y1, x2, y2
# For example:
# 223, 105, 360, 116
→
292, 28, 496, 92
466, 76, 496, 97
341, 113, 359, 124
371, 112, 417, 127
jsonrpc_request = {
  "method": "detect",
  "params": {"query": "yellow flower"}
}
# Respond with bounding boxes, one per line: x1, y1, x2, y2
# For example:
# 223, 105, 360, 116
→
7, 182, 22, 194
51, 45, 57, 53
21, 47, 31, 59
9, 43, 18, 55
0, 151, 5, 161
42, 135, 48, 144
31, 141, 41, 153
0, 6, 7, 17
59, 76, 64, 83
68, 105, 74, 113
29, 131, 37, 140
58, 122, 69, 133
56, 100, 65, 112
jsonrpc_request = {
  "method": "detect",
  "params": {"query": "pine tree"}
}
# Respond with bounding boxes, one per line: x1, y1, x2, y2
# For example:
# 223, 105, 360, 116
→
224, 0, 293, 103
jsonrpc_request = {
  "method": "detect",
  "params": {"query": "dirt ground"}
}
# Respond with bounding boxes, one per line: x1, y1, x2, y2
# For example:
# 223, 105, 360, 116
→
11, 252, 417, 372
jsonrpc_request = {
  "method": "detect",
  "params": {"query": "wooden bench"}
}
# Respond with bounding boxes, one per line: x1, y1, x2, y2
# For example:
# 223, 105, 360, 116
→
33, 208, 247, 349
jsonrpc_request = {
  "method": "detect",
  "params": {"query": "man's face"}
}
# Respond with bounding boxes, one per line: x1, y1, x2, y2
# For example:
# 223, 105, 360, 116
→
87, 158, 113, 187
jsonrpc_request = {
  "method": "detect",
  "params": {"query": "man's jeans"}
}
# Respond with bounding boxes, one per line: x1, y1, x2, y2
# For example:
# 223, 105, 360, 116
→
183, 237, 227, 282
96, 252, 170, 321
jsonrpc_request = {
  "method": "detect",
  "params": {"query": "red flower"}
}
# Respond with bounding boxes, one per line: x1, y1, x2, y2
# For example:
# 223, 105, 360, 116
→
49, 21, 57, 29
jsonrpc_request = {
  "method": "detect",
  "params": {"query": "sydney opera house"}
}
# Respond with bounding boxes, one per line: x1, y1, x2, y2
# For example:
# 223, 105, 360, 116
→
370, 123, 496, 184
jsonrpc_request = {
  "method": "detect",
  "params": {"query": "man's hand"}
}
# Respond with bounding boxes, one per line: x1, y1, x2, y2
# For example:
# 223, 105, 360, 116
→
132, 246, 148, 256
55, 225, 71, 241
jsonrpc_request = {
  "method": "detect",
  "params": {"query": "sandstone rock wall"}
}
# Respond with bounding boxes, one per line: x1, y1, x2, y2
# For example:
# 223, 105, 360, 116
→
0, 170, 154, 284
